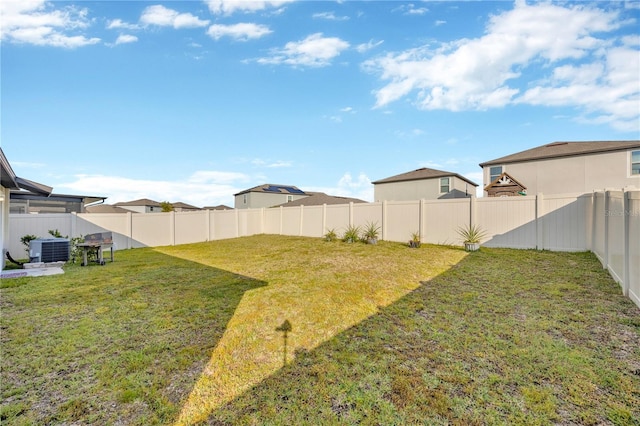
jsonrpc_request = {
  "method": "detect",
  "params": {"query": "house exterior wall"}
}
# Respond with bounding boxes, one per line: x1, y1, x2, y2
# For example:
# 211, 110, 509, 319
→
119, 205, 159, 214
234, 192, 309, 209
1, 186, 8, 269
483, 150, 640, 196
374, 176, 474, 202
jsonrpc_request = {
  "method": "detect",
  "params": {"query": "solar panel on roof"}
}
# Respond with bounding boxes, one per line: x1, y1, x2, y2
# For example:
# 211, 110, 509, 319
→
264, 186, 282, 192
264, 185, 305, 194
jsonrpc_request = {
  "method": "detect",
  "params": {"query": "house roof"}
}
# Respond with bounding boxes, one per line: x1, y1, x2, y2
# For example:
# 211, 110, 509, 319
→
1, 148, 52, 195
10, 191, 106, 205
203, 205, 233, 210
85, 204, 133, 214
480, 140, 640, 167
234, 184, 307, 196
171, 202, 200, 210
114, 198, 162, 207
273, 192, 367, 207
372, 167, 478, 187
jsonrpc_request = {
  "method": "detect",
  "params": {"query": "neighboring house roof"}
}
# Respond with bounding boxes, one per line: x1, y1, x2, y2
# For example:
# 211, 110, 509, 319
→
480, 140, 640, 167
372, 167, 478, 187
114, 198, 162, 207
484, 172, 528, 197
1, 148, 52, 195
203, 205, 233, 210
273, 192, 367, 207
234, 184, 307, 196
171, 202, 200, 210
85, 204, 133, 214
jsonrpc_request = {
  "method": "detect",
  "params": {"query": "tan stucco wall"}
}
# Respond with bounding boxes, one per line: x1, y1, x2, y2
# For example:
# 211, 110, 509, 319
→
483, 150, 640, 196
374, 176, 475, 202
235, 192, 309, 209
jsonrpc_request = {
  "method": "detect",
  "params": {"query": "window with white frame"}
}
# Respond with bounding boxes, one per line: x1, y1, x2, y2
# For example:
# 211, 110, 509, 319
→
440, 177, 450, 193
632, 150, 640, 175
489, 166, 503, 183
287, 195, 293, 202
243, 194, 247, 204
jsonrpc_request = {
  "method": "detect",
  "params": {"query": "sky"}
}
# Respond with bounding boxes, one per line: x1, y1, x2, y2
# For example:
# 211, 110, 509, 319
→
2, 0, 639, 207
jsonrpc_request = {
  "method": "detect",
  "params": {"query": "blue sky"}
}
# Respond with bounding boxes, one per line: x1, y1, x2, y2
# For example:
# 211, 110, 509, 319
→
2, 0, 639, 207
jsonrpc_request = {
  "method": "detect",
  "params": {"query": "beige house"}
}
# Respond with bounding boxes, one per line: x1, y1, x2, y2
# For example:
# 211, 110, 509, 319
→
1, 149, 52, 269
234, 184, 309, 209
372, 167, 478, 202
480, 140, 640, 196
114, 198, 163, 213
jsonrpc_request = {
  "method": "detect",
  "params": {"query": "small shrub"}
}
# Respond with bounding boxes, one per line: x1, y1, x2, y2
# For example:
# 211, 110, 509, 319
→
457, 224, 487, 243
324, 228, 338, 242
362, 221, 380, 243
20, 234, 38, 254
409, 231, 421, 248
342, 225, 361, 243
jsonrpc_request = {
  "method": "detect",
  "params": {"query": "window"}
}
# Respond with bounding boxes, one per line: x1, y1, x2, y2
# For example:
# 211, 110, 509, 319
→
440, 177, 450, 193
243, 194, 247, 204
489, 166, 503, 183
632, 150, 640, 175
287, 195, 293, 202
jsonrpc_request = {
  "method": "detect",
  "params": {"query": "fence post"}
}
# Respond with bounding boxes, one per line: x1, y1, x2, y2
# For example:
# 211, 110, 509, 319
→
623, 190, 630, 297
299, 205, 304, 236
603, 190, 610, 270
536, 193, 544, 250
126, 212, 133, 249
469, 196, 476, 227
419, 199, 425, 242
70, 212, 77, 238
322, 204, 327, 236
279, 206, 283, 235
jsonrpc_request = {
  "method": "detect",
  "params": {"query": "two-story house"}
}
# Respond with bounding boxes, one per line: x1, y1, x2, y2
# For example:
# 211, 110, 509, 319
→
372, 167, 478, 202
480, 140, 640, 196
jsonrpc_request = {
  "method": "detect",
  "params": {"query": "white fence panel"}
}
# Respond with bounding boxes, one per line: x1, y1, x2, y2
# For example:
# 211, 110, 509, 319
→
423, 199, 469, 245
263, 208, 281, 235
325, 204, 350, 236
606, 191, 625, 287
175, 211, 208, 245
384, 201, 420, 243
300, 206, 324, 238
238, 209, 263, 237
7, 214, 71, 257
479, 196, 537, 249
280, 206, 302, 236
131, 213, 172, 248
353, 203, 383, 229
212, 210, 239, 240
541, 194, 589, 251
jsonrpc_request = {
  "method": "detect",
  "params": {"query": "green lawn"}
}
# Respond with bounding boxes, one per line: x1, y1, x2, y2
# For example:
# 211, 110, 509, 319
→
1, 235, 638, 425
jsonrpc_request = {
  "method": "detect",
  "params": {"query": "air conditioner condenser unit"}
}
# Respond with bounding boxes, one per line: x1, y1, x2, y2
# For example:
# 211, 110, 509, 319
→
29, 238, 70, 263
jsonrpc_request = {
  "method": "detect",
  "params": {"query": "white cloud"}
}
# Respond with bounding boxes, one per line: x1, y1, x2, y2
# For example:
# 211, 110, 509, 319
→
356, 39, 383, 53
0, 0, 100, 47
115, 34, 138, 45
205, 0, 295, 15
140, 5, 209, 29
310, 172, 373, 202
59, 171, 250, 206
435, 20, 446, 26
250, 159, 292, 168
106, 19, 140, 30
393, 4, 429, 16
313, 12, 349, 21
257, 32, 349, 67
207, 23, 272, 41
364, 1, 638, 131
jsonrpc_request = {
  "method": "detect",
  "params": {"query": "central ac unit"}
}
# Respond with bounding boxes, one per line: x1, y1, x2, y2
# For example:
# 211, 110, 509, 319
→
29, 238, 70, 263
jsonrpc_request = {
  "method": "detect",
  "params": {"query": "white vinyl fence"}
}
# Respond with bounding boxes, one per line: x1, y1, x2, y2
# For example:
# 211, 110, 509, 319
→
7, 190, 639, 308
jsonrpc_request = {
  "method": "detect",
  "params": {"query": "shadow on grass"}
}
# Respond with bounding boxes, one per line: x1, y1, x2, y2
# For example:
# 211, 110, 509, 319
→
0, 248, 266, 425
202, 249, 640, 425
